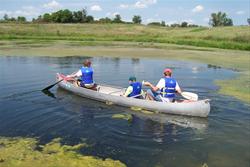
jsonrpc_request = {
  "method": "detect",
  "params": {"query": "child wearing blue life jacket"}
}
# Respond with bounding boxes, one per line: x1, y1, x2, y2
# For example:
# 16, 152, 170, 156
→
67, 59, 97, 90
123, 76, 143, 99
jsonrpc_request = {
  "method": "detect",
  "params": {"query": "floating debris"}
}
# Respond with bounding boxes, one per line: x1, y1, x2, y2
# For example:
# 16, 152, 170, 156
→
202, 163, 208, 167
106, 101, 114, 105
112, 114, 133, 122
130, 106, 142, 111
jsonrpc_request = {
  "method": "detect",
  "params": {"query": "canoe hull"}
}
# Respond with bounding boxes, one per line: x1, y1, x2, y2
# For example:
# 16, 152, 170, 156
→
57, 74, 210, 117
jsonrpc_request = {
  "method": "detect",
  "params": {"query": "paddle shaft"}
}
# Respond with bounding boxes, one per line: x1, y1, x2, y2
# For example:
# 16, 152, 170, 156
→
42, 79, 63, 91
42, 71, 78, 91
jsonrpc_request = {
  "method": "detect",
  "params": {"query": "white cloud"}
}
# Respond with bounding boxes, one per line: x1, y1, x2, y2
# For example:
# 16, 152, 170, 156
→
119, 0, 157, 9
106, 12, 120, 18
90, 5, 102, 11
134, 0, 157, 9
0, 6, 40, 19
134, 1, 147, 8
236, 10, 245, 15
119, 4, 129, 9
165, 21, 177, 25
112, 12, 120, 17
183, 19, 194, 24
43, 0, 62, 10
192, 5, 204, 13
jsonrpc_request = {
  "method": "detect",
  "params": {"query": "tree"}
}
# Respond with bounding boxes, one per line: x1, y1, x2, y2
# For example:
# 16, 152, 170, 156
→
17, 16, 26, 22
247, 18, 250, 25
86, 15, 94, 23
188, 24, 199, 27
132, 15, 141, 24
148, 22, 161, 26
51, 9, 73, 23
3, 14, 9, 21
209, 12, 233, 27
161, 21, 165, 26
113, 14, 122, 23
181, 21, 188, 27
60, 9, 73, 23
73, 11, 82, 22
99, 17, 112, 23
171, 23, 180, 27
73, 9, 87, 23
9, 17, 16, 21
34, 15, 43, 23
43, 13, 51, 22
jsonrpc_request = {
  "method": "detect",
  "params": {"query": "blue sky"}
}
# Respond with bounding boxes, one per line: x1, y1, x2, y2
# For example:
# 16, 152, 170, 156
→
0, 0, 249, 25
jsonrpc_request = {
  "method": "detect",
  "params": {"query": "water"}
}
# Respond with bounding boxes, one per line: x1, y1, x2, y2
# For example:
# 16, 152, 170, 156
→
0, 56, 249, 167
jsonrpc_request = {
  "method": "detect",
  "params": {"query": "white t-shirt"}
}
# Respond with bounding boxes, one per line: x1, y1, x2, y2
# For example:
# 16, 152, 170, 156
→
75, 70, 82, 77
156, 78, 180, 91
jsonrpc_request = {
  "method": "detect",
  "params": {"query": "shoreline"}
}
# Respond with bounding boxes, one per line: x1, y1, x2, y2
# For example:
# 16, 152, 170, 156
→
0, 40, 249, 103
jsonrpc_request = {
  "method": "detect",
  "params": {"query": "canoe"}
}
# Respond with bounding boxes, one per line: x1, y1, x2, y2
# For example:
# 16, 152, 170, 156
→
56, 73, 210, 117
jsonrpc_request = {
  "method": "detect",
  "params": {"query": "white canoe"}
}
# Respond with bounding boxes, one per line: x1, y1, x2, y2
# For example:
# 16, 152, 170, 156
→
56, 73, 210, 117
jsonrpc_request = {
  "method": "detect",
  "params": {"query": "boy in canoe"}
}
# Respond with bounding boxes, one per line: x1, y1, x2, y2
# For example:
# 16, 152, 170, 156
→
67, 59, 97, 90
123, 76, 144, 98
143, 68, 182, 102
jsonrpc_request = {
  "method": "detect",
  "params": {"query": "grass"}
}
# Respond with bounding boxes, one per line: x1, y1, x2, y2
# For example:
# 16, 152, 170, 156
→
0, 23, 250, 50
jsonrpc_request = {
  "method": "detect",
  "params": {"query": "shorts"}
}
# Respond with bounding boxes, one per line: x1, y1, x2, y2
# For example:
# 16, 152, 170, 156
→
80, 82, 95, 88
146, 89, 162, 101
147, 89, 174, 102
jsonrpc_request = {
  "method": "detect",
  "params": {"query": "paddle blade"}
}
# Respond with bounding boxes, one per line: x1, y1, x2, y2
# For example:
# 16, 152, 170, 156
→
42, 79, 63, 91
181, 92, 198, 101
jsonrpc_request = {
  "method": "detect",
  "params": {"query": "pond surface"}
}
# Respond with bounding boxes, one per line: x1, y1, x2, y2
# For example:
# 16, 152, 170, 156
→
0, 56, 249, 167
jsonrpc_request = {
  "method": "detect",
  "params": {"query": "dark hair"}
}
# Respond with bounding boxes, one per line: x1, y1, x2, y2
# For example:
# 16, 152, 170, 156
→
129, 76, 136, 82
83, 59, 91, 67
164, 71, 172, 77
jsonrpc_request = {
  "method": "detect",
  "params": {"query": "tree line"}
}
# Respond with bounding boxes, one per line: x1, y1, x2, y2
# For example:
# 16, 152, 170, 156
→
1, 8, 249, 27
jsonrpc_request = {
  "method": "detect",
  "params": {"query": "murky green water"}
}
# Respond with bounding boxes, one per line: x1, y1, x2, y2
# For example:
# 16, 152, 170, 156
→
0, 56, 249, 167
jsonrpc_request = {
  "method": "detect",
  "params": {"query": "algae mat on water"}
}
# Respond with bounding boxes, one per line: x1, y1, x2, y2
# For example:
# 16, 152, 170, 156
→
0, 137, 126, 167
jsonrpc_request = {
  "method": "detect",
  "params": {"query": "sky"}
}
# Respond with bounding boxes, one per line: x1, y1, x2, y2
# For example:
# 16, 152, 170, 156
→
0, 0, 249, 25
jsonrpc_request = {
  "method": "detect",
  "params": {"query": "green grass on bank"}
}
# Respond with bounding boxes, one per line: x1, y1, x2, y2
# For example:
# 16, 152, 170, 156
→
0, 23, 250, 50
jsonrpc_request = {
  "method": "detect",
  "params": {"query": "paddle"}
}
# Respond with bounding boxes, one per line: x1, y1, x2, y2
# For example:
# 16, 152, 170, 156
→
42, 79, 64, 91
42, 71, 77, 91
181, 92, 198, 101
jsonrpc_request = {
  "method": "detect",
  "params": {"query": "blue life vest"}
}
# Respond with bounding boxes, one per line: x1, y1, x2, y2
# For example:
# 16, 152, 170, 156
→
160, 78, 176, 98
80, 67, 93, 84
128, 82, 142, 98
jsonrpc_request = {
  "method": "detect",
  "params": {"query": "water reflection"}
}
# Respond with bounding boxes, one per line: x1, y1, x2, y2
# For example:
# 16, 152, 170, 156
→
42, 90, 56, 99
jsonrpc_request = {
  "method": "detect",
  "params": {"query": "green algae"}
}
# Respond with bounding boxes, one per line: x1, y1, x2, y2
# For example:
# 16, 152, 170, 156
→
0, 137, 126, 167
112, 114, 133, 122
215, 72, 250, 103
202, 163, 209, 167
